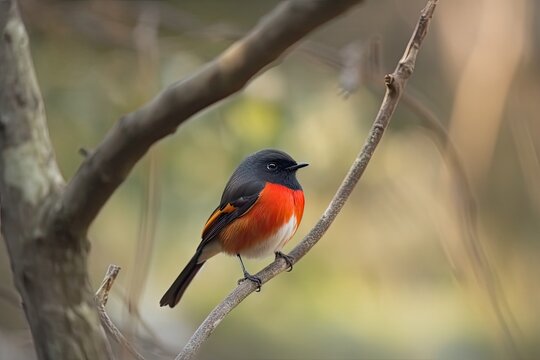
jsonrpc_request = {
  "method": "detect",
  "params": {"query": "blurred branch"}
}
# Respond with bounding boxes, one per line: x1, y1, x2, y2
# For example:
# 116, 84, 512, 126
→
176, 1, 439, 359
57, 0, 363, 236
364, 31, 521, 360
302, 13, 521, 358
406, 91, 521, 358
95, 265, 146, 360
127, 4, 161, 338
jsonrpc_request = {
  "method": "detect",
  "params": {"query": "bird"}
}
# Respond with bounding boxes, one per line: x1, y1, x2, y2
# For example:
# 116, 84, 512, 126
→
160, 149, 308, 308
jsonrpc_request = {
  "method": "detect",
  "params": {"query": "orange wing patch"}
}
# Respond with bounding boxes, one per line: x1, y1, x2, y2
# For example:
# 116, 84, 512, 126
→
202, 203, 236, 237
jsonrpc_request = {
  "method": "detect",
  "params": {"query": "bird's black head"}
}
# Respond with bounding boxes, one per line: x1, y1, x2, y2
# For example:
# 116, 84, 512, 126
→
238, 149, 308, 190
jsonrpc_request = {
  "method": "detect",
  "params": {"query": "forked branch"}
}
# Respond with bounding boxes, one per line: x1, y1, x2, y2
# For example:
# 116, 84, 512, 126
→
176, 1, 439, 359
95, 265, 146, 360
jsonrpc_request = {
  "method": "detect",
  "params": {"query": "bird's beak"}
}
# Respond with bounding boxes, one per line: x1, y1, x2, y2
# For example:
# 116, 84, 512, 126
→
286, 162, 309, 171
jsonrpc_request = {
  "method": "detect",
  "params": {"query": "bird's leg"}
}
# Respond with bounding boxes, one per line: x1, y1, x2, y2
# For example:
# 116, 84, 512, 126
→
236, 254, 262, 292
275, 251, 294, 272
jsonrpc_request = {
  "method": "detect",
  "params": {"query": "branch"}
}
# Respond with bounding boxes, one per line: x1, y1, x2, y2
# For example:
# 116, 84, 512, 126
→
360, 33, 521, 359
95, 265, 146, 360
302, 21, 522, 359
406, 89, 521, 358
95, 265, 121, 306
127, 4, 161, 336
176, 1, 439, 359
56, 0, 363, 236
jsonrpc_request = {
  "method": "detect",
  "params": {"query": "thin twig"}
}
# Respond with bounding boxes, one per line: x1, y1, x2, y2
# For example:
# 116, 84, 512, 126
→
304, 20, 522, 358
365, 40, 521, 358
127, 4, 162, 343
95, 265, 120, 305
176, 2, 439, 359
95, 265, 146, 360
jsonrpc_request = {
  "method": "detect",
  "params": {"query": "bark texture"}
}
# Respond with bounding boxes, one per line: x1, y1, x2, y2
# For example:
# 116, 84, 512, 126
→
0, 0, 364, 358
0, 1, 111, 359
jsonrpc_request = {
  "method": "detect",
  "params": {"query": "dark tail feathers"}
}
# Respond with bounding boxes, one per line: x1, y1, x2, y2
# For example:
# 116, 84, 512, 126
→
160, 253, 204, 308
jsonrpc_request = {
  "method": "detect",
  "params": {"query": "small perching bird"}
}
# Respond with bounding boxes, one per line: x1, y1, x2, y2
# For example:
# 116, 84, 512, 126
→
160, 149, 308, 308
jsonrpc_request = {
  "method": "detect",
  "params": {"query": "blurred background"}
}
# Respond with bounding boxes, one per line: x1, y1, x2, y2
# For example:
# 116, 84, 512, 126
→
1, 0, 539, 359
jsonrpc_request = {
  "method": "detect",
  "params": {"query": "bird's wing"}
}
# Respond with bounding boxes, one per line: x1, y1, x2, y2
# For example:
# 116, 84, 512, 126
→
197, 180, 264, 251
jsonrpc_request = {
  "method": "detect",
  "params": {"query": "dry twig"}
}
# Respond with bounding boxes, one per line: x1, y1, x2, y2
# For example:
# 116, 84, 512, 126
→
363, 34, 520, 359
176, 1, 439, 359
303, 21, 521, 358
95, 265, 146, 360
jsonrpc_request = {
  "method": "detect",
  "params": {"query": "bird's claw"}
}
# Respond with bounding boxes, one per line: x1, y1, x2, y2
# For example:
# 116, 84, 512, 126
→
275, 251, 294, 272
238, 273, 262, 292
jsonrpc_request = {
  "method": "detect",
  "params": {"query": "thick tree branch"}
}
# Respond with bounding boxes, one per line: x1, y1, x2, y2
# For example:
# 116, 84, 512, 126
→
0, 1, 112, 358
2, 1, 373, 358
57, 0, 363, 236
176, 1, 439, 359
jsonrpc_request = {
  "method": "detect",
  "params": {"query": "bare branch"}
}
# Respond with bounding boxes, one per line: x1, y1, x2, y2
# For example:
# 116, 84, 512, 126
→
95, 265, 120, 306
303, 19, 522, 358
362, 33, 521, 359
176, 1, 439, 359
95, 265, 146, 360
57, 0, 364, 236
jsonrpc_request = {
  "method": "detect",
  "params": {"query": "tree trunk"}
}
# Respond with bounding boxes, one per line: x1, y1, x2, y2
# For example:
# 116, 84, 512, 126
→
0, 1, 111, 358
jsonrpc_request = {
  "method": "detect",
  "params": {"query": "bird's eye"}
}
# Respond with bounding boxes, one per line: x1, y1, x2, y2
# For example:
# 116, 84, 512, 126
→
267, 163, 277, 171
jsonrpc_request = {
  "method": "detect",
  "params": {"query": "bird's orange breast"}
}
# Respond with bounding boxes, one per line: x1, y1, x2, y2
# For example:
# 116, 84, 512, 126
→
219, 182, 304, 256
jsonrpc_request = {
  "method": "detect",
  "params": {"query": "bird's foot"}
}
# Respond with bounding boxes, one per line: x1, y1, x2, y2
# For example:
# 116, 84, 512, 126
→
275, 251, 294, 272
238, 272, 262, 292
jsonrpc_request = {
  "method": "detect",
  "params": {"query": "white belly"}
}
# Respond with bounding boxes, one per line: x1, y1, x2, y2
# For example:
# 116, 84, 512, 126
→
240, 215, 297, 259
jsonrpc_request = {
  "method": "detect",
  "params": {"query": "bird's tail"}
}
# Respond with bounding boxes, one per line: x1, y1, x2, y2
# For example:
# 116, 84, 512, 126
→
160, 252, 204, 308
